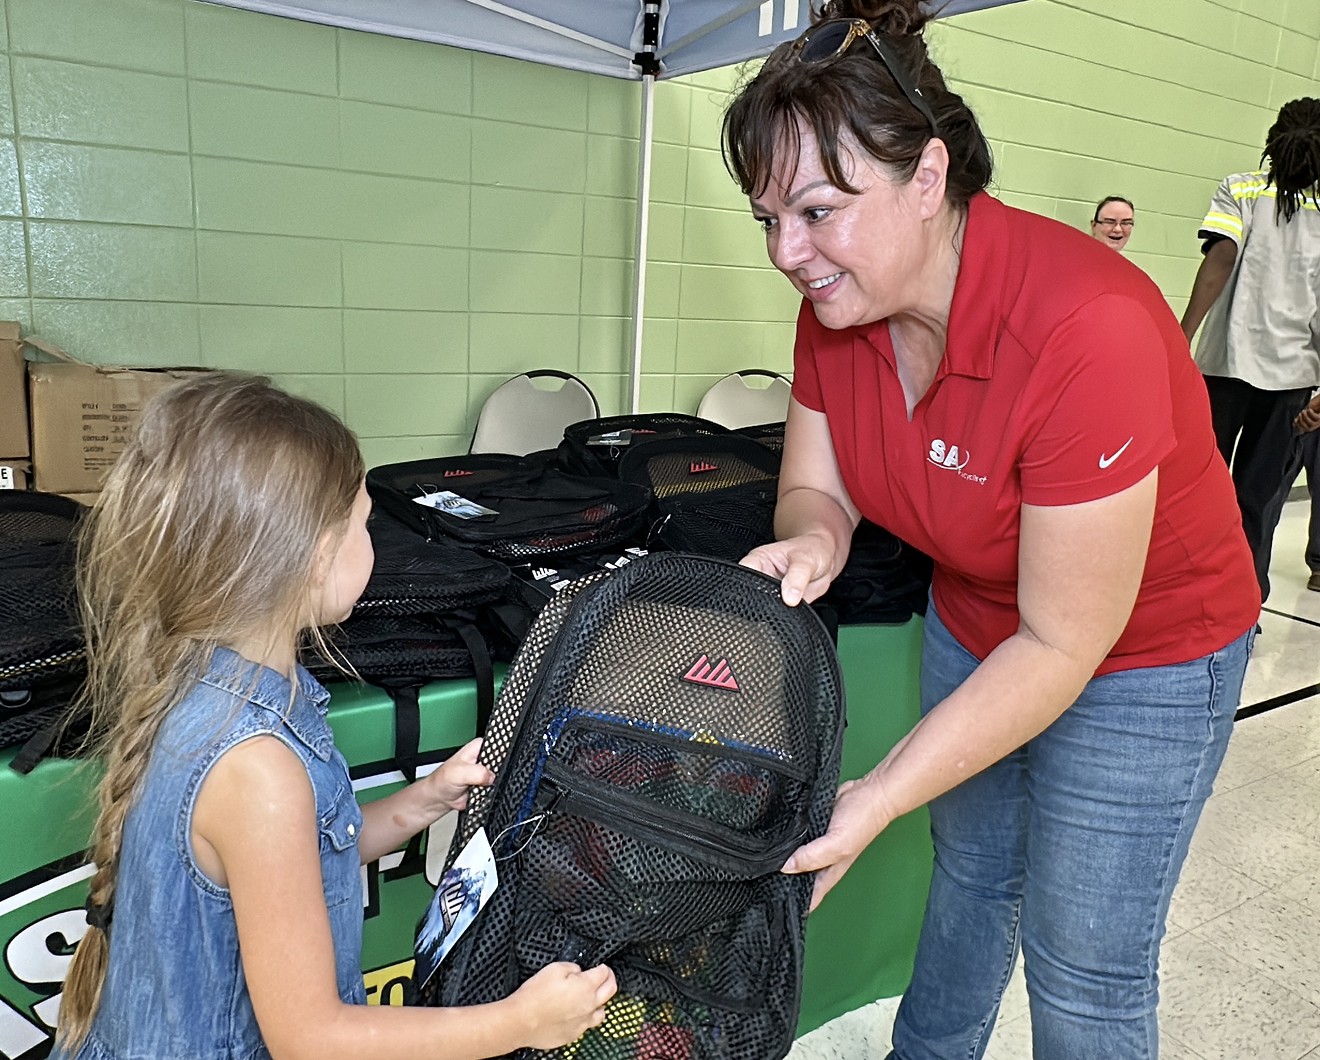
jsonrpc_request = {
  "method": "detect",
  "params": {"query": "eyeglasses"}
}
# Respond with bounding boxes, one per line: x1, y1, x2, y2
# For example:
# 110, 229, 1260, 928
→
791, 18, 939, 136
1094, 218, 1135, 229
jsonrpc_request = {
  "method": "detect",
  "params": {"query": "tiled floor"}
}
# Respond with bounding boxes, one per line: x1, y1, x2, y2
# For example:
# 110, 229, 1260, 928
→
790, 499, 1320, 1060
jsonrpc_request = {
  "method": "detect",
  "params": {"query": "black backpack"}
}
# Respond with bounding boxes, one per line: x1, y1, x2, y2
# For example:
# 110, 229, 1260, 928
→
617, 434, 781, 563
0, 492, 89, 772
417, 552, 845, 1060
557, 413, 731, 480
305, 510, 526, 773
366, 454, 651, 562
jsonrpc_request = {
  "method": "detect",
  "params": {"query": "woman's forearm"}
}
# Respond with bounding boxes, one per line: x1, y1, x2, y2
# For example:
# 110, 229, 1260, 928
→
858, 629, 1098, 826
772, 484, 859, 577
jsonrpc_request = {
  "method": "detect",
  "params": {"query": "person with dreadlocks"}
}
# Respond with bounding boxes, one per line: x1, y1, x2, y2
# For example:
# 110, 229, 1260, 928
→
1181, 97, 1320, 602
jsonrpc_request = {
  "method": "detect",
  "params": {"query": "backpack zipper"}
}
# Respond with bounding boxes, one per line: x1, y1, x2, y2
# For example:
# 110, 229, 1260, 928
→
539, 765, 806, 876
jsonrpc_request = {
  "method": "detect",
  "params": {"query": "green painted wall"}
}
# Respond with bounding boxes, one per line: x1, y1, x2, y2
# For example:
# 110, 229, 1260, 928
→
1, 0, 1317, 466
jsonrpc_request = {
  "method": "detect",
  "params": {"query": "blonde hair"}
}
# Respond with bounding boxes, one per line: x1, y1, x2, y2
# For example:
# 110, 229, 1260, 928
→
57, 373, 363, 1051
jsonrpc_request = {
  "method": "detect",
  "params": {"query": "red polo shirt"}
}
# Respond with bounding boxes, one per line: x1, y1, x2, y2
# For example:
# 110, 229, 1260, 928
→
794, 192, 1258, 674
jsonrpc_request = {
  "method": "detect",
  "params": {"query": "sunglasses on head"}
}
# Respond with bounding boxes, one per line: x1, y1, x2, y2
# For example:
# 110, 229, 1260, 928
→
791, 18, 939, 136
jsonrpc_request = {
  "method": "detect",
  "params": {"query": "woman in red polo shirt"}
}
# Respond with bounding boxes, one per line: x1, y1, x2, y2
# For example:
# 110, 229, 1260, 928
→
722, 3, 1259, 1058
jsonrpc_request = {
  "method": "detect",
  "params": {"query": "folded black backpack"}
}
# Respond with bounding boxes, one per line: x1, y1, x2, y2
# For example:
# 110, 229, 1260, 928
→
733, 420, 785, 455
0, 492, 89, 772
305, 510, 525, 765
618, 434, 781, 564
417, 552, 846, 1060
366, 454, 651, 562
557, 413, 731, 480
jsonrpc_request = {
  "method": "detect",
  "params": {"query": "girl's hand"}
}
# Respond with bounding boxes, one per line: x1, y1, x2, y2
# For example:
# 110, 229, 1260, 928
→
421, 738, 494, 814
740, 532, 838, 606
509, 963, 618, 1049
782, 775, 894, 910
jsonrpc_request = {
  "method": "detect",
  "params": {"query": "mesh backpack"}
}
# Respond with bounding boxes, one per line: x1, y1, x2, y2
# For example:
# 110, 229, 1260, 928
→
366, 454, 651, 562
0, 492, 89, 772
557, 414, 731, 480
305, 509, 524, 772
417, 552, 845, 1060
617, 434, 781, 564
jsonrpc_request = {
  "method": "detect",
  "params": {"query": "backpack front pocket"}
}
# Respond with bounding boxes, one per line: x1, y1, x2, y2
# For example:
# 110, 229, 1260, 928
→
539, 716, 809, 872
508, 715, 810, 1022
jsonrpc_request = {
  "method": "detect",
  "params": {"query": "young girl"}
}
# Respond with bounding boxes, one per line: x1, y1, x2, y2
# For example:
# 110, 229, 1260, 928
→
55, 373, 616, 1060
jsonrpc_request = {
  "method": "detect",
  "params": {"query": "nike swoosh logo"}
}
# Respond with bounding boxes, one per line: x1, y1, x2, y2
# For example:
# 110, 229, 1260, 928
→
1099, 437, 1134, 469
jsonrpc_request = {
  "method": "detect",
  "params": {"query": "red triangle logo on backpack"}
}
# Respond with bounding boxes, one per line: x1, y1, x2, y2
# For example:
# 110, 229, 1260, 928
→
682, 654, 739, 691
689, 461, 719, 474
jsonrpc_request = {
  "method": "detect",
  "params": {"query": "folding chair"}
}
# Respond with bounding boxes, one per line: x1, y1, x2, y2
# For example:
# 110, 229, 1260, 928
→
469, 370, 599, 457
696, 369, 792, 429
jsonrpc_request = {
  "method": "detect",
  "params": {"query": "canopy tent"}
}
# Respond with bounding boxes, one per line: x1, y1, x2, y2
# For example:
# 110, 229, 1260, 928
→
201, 0, 1028, 408
197, 0, 1025, 81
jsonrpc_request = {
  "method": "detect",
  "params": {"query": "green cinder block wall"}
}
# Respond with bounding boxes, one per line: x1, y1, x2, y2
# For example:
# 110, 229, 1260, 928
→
0, 0, 1317, 466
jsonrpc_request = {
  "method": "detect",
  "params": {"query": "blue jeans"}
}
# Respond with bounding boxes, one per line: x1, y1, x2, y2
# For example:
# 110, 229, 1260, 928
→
889, 606, 1251, 1060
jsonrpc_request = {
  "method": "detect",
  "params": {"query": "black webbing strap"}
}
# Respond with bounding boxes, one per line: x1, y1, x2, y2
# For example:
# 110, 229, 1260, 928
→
446, 618, 495, 736
10, 714, 61, 775
383, 617, 495, 881
386, 682, 425, 880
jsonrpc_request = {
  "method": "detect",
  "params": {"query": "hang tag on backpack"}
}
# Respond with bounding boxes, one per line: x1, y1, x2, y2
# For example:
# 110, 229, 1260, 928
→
413, 490, 499, 519
586, 428, 633, 447
414, 827, 499, 990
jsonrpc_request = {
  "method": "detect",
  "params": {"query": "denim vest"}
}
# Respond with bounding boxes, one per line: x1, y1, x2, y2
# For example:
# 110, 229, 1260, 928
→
61, 648, 365, 1060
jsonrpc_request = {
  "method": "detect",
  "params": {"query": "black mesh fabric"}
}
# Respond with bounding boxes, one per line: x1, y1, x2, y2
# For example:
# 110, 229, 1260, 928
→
820, 520, 933, 624
734, 421, 785, 455
0, 493, 89, 763
303, 510, 521, 682
558, 414, 731, 479
618, 436, 781, 564
420, 553, 845, 1060
353, 509, 513, 616
367, 455, 651, 561
305, 614, 478, 684
0, 493, 86, 696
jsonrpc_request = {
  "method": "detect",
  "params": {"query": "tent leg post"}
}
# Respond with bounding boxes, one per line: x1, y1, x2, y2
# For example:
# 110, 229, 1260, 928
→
628, 72, 655, 415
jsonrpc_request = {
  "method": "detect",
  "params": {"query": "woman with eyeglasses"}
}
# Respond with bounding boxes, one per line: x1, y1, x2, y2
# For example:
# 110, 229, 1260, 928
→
722, 2, 1258, 1057
1091, 195, 1136, 250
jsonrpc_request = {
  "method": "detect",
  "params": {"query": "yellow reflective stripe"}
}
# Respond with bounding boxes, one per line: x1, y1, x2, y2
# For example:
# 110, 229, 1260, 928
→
1230, 178, 1268, 200
1203, 211, 1243, 236
1226, 180, 1320, 212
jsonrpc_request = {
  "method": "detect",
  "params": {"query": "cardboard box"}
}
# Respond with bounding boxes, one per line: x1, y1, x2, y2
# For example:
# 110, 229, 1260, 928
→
28, 362, 210, 495
0, 458, 30, 490
0, 322, 28, 458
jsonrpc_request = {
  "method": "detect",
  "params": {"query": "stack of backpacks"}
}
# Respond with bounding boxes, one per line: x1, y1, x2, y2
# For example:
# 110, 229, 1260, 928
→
0, 409, 930, 775
0, 492, 89, 772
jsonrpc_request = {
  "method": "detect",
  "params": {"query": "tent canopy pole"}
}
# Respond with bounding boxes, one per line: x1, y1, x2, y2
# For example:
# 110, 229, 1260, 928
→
628, 0, 661, 414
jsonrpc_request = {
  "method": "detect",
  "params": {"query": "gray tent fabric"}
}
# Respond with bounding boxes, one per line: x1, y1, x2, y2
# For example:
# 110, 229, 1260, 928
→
198, 0, 1028, 80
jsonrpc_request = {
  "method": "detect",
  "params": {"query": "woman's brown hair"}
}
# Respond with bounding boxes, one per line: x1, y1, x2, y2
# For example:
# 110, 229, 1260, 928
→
56, 373, 363, 1052
722, 0, 992, 206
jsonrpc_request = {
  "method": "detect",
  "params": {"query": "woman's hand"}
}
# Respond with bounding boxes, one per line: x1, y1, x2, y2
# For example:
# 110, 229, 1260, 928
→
418, 738, 494, 815
1295, 396, 1320, 433
782, 774, 896, 910
741, 532, 839, 606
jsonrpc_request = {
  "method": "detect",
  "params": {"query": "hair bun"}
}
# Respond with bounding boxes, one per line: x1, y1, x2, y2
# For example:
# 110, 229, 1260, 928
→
818, 0, 930, 36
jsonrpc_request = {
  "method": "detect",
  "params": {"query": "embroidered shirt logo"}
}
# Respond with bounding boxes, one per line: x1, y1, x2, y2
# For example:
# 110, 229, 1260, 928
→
1099, 437, 1134, 469
682, 654, 740, 691
443, 469, 474, 478
928, 439, 987, 485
